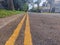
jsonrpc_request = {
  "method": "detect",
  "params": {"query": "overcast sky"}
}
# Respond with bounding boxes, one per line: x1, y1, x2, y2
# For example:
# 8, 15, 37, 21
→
34, 0, 46, 6
40, 0, 46, 6
29, 0, 46, 9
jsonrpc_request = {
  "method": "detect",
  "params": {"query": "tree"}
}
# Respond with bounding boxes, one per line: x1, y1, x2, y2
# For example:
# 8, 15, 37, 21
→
27, 0, 34, 9
14, 0, 28, 11
0, 0, 28, 11
22, 3, 28, 11
35, 0, 41, 12
7, 0, 14, 10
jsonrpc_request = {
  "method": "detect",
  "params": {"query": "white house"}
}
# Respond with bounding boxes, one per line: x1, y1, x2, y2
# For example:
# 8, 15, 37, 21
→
41, 1, 51, 12
47, 0, 60, 12
54, 0, 60, 12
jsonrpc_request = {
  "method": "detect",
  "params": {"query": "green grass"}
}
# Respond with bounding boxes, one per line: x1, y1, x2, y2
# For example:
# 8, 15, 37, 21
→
0, 9, 25, 18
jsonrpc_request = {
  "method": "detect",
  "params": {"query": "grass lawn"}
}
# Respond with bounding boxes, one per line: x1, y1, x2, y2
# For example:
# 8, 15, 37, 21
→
0, 9, 25, 18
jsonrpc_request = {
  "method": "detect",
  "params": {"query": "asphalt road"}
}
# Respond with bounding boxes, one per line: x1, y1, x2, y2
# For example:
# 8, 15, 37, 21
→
29, 13, 60, 45
0, 14, 24, 45
0, 13, 60, 45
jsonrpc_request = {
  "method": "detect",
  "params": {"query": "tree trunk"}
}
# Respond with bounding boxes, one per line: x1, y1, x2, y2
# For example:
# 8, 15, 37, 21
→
7, 0, 14, 10
37, 3, 39, 11
37, 0, 41, 12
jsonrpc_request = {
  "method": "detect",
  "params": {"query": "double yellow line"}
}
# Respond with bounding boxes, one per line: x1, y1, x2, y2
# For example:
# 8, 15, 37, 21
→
5, 13, 33, 45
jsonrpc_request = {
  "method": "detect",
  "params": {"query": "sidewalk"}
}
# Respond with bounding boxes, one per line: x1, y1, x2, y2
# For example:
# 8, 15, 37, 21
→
0, 14, 24, 29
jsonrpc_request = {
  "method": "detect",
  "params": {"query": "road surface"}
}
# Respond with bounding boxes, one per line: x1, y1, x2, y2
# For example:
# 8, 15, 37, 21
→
0, 13, 60, 45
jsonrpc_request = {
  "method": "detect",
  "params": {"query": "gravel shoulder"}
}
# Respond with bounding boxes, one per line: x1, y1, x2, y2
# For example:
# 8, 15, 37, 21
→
0, 14, 24, 45
0, 14, 24, 29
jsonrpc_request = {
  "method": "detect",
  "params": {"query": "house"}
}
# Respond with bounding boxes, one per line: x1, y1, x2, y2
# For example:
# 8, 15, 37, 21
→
41, 1, 50, 12
41, 0, 60, 13
46, 0, 60, 13
54, 0, 60, 12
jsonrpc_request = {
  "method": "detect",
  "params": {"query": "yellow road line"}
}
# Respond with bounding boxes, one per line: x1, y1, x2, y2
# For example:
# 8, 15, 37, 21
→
5, 15, 26, 45
24, 14, 33, 45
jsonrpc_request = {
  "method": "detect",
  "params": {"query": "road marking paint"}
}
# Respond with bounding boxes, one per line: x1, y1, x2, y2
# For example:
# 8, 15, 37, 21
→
5, 15, 26, 45
24, 14, 33, 45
